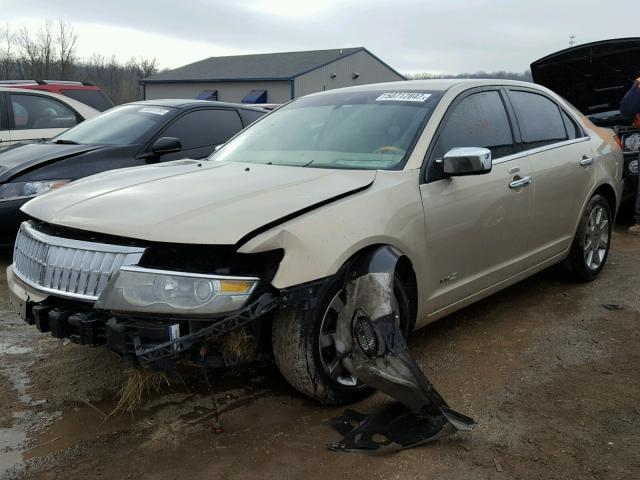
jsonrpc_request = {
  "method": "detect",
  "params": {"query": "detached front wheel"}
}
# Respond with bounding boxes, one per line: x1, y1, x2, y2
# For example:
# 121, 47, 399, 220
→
272, 273, 412, 405
564, 194, 612, 282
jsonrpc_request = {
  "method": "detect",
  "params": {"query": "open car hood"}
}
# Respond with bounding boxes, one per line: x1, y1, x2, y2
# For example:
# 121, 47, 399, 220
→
22, 160, 376, 245
531, 38, 640, 116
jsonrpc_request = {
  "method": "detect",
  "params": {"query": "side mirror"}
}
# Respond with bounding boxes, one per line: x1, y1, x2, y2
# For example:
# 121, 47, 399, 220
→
150, 137, 182, 155
440, 147, 492, 176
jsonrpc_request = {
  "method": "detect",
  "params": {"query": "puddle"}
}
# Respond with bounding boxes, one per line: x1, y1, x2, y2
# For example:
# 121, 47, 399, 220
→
0, 413, 27, 479
0, 327, 52, 477
24, 401, 130, 460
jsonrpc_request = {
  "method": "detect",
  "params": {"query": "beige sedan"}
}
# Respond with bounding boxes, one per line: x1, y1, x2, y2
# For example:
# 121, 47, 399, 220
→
7, 79, 623, 404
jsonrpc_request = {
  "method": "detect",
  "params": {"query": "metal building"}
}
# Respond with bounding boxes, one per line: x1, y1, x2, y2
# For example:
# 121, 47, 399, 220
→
141, 47, 405, 104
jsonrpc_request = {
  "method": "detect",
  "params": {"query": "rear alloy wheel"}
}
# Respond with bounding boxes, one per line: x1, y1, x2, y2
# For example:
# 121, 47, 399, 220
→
564, 194, 612, 282
272, 272, 411, 405
583, 204, 610, 271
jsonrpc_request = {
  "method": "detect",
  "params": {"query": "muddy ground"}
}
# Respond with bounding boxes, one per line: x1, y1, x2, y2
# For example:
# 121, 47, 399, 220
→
1, 226, 639, 480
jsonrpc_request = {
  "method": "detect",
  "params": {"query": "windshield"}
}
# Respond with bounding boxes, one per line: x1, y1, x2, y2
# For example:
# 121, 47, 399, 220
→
54, 104, 176, 145
209, 90, 443, 170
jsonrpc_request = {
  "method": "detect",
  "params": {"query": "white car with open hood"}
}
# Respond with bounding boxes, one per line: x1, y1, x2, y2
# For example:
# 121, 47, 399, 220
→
7, 79, 623, 405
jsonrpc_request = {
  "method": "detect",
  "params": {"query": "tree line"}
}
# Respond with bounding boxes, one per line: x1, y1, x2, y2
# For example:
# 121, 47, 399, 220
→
0, 21, 158, 105
406, 71, 533, 81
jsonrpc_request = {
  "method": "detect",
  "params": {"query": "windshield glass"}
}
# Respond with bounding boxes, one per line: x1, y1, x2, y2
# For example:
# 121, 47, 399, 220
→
209, 90, 443, 170
54, 104, 176, 145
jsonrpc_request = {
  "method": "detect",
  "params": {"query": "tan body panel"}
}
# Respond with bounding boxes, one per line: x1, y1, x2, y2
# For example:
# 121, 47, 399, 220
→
19, 79, 624, 330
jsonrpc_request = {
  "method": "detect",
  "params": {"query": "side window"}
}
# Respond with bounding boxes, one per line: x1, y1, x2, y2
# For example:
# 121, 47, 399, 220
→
434, 90, 514, 160
561, 110, 583, 140
239, 109, 265, 126
10, 94, 78, 130
161, 109, 243, 150
509, 91, 567, 149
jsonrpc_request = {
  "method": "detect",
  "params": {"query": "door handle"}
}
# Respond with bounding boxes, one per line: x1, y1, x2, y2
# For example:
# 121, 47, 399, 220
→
580, 157, 594, 167
509, 175, 531, 189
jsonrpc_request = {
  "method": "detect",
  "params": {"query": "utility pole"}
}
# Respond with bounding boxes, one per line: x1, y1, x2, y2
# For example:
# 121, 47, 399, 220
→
569, 35, 576, 47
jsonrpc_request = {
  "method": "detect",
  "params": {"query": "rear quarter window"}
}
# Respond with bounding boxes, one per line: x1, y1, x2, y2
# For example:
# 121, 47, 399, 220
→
561, 110, 584, 140
239, 109, 266, 126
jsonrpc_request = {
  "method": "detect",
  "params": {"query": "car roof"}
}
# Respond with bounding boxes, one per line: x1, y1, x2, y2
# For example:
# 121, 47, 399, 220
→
305, 78, 539, 96
126, 99, 268, 112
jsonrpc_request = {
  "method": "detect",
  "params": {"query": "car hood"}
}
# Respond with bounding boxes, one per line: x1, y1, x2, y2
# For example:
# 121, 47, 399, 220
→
22, 160, 377, 245
0, 143, 103, 182
531, 38, 640, 115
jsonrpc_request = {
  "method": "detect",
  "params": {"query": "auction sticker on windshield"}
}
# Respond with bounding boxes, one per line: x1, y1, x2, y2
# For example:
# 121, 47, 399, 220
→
376, 92, 431, 102
139, 107, 170, 116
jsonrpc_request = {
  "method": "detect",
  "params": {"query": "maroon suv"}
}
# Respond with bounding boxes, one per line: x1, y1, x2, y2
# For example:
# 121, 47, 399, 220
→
0, 80, 115, 111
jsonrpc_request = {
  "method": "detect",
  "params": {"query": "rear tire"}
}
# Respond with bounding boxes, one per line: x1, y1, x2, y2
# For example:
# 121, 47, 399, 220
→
563, 194, 612, 282
272, 272, 412, 405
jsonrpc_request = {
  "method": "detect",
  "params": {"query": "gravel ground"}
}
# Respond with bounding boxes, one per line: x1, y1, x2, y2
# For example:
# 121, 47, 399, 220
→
0, 226, 638, 480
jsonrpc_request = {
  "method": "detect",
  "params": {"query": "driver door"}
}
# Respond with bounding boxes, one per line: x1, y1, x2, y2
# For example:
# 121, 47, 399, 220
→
419, 88, 534, 316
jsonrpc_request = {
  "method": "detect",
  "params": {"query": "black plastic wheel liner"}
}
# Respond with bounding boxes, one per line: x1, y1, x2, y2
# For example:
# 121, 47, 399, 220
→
330, 246, 476, 454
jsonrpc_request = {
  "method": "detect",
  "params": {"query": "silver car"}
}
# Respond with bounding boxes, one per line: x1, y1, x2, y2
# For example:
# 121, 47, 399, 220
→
7, 79, 623, 404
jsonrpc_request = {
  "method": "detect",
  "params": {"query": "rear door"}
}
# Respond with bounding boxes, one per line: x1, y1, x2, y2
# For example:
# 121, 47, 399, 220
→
506, 88, 595, 266
8, 92, 80, 142
419, 88, 534, 313
152, 108, 244, 160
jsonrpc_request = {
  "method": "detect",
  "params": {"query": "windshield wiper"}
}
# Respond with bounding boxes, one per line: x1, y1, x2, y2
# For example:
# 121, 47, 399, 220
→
52, 139, 80, 145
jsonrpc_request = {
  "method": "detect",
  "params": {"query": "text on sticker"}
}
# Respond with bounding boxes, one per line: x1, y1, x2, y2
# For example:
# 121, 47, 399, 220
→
376, 92, 431, 102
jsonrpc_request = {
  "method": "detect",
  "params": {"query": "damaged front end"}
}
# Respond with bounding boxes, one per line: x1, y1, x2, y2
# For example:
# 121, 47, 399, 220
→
8, 220, 296, 369
329, 247, 476, 453
9, 221, 476, 454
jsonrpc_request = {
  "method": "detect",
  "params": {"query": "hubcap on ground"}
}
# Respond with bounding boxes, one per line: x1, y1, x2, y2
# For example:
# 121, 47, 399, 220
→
318, 289, 401, 387
584, 205, 610, 271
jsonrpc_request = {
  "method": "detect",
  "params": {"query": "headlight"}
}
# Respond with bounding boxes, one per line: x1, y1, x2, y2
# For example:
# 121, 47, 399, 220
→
623, 133, 640, 152
95, 266, 259, 316
629, 159, 639, 175
0, 179, 71, 201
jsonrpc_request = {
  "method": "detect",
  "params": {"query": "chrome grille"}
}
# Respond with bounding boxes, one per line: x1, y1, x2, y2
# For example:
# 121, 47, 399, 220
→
13, 222, 146, 301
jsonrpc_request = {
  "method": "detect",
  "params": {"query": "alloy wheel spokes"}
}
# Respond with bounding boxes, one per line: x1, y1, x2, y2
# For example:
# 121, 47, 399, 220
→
584, 205, 610, 271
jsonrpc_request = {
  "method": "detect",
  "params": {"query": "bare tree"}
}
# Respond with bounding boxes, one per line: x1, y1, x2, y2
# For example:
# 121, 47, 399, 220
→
57, 20, 77, 80
0, 20, 158, 104
0, 25, 15, 79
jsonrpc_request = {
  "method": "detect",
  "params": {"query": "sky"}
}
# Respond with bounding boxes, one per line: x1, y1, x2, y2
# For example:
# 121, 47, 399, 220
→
2, 0, 638, 75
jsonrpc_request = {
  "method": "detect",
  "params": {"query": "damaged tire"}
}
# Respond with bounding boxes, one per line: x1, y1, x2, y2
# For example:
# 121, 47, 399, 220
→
272, 272, 412, 405
563, 194, 612, 282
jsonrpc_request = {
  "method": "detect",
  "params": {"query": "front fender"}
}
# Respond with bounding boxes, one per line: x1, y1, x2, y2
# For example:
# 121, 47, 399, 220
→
237, 170, 428, 296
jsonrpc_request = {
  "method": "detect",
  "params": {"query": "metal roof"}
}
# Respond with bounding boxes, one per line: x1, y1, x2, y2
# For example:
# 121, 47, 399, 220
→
142, 47, 402, 83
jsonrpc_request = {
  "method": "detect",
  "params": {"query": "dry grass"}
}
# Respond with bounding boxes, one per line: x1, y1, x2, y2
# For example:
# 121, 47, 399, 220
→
109, 368, 170, 418
219, 328, 251, 363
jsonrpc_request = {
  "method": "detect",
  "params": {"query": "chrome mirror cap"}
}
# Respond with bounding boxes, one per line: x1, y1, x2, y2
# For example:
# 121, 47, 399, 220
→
441, 147, 492, 176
